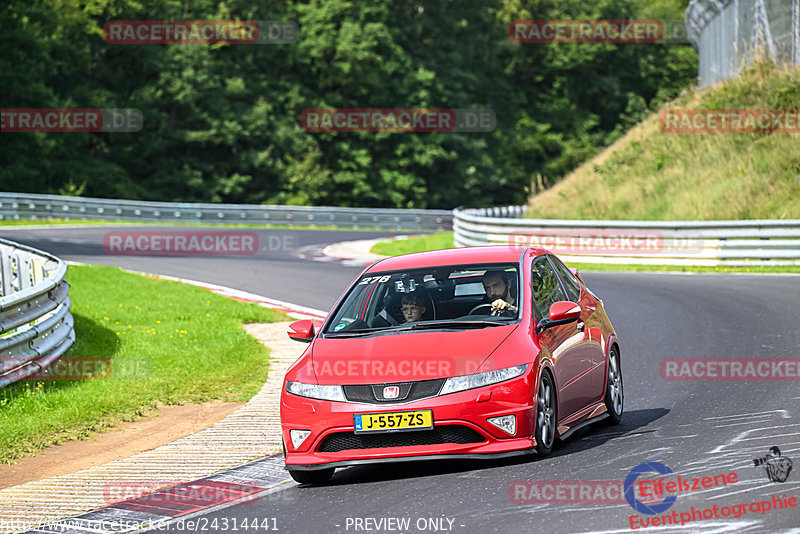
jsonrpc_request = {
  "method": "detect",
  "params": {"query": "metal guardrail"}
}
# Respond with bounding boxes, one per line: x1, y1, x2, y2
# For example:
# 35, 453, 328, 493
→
686, 0, 800, 87
0, 239, 75, 388
3, 192, 797, 266
454, 207, 800, 266
0, 192, 453, 231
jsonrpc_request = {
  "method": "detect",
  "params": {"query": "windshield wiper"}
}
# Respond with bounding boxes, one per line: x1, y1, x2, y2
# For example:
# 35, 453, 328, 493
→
404, 320, 505, 331
325, 320, 508, 337
324, 327, 392, 338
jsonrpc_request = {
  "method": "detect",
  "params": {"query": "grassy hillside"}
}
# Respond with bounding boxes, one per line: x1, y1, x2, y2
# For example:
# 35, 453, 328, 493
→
525, 62, 800, 220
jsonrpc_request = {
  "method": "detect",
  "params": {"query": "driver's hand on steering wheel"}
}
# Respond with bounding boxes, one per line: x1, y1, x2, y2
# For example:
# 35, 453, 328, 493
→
491, 299, 517, 314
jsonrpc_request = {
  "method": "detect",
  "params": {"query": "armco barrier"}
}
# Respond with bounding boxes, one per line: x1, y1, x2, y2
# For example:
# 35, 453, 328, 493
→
454, 206, 800, 267
0, 239, 75, 388
0, 192, 452, 231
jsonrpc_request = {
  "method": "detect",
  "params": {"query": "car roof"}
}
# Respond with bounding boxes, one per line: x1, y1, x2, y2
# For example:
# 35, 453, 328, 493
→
365, 245, 549, 272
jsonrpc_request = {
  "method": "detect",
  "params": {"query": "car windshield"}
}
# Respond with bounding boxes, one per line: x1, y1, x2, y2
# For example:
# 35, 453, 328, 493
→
324, 263, 520, 335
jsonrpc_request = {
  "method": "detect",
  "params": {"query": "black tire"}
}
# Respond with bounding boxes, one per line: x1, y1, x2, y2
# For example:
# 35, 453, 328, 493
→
289, 468, 335, 485
534, 370, 557, 456
604, 346, 623, 425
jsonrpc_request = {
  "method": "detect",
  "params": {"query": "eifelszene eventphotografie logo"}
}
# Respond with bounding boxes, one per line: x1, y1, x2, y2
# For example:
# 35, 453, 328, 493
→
624, 461, 678, 515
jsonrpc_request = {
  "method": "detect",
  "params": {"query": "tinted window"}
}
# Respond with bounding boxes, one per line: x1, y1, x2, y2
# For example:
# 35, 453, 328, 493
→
532, 257, 565, 321
549, 256, 581, 302
324, 263, 520, 334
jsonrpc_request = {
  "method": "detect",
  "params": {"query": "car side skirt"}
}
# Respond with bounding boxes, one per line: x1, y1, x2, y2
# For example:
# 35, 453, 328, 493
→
286, 447, 538, 472
557, 410, 611, 442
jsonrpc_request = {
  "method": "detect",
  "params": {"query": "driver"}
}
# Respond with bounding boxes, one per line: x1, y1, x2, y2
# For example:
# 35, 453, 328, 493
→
482, 270, 517, 315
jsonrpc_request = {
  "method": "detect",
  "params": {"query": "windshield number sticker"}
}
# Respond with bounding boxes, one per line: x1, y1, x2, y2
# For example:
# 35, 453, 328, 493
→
358, 275, 391, 285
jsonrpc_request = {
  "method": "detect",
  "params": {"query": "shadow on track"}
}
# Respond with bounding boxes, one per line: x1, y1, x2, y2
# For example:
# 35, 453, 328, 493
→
299, 408, 669, 487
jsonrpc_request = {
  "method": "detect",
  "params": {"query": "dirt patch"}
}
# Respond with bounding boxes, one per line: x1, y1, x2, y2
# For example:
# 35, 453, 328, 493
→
0, 399, 243, 490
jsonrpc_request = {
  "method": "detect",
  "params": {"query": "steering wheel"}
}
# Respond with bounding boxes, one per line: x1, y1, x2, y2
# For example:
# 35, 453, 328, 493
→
468, 303, 499, 316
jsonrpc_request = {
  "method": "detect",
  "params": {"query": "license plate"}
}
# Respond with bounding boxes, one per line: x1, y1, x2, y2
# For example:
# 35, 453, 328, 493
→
353, 410, 433, 434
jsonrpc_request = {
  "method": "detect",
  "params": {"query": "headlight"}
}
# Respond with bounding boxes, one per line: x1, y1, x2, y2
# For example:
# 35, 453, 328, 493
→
286, 381, 347, 402
439, 364, 527, 395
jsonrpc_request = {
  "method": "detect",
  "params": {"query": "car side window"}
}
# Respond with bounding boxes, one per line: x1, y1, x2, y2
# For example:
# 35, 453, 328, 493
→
549, 256, 581, 302
532, 257, 566, 322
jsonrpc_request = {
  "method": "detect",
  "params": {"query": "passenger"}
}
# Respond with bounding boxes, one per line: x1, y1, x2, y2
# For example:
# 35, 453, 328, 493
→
400, 293, 426, 323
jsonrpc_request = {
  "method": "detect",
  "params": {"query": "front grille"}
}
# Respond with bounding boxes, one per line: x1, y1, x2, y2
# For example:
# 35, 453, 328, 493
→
343, 379, 445, 404
318, 426, 485, 452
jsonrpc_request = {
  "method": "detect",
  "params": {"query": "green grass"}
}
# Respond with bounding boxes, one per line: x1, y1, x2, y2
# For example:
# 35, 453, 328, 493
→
0, 264, 290, 464
0, 217, 387, 232
525, 62, 800, 220
370, 232, 455, 256
368, 232, 799, 273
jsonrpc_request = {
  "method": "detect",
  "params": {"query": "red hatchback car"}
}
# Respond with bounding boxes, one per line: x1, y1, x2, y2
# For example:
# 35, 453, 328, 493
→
280, 246, 623, 484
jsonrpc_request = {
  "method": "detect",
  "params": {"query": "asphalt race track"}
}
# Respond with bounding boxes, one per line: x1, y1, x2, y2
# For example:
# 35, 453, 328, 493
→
4, 226, 800, 534
1, 225, 397, 311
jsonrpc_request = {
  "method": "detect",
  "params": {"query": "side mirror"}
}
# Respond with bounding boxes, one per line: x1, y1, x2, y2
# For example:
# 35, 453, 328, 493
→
535, 301, 581, 334
288, 319, 315, 343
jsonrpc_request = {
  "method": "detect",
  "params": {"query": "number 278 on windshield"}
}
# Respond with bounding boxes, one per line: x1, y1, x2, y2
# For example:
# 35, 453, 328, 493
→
358, 275, 390, 285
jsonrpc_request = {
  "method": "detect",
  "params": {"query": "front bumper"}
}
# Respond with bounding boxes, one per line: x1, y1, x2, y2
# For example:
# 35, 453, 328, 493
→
286, 448, 537, 471
280, 371, 536, 470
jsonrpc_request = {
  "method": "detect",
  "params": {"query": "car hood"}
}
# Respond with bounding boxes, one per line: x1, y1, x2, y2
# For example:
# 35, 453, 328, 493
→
310, 325, 518, 384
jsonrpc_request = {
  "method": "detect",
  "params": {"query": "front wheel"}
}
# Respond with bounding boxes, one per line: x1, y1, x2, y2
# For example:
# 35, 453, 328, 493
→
289, 468, 335, 485
604, 347, 623, 425
534, 371, 557, 456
